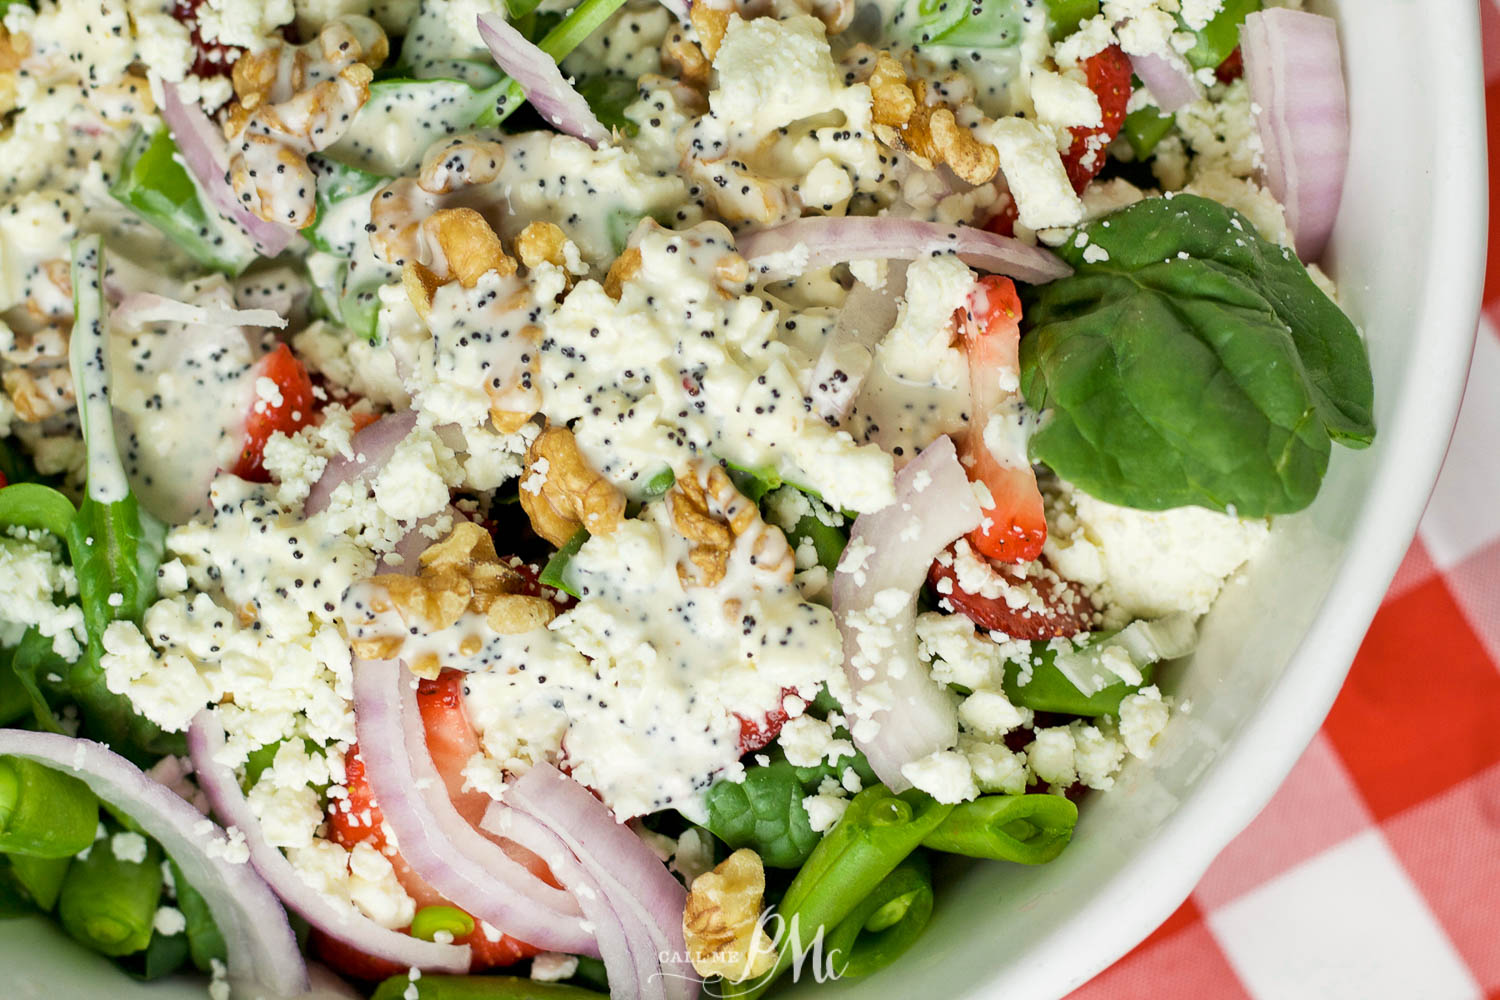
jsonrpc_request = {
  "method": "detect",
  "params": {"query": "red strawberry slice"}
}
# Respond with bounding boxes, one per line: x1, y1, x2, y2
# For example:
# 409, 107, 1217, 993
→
233, 343, 317, 483
928, 550, 1096, 641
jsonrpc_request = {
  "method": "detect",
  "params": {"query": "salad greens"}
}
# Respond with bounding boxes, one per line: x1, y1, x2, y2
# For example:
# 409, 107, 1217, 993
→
110, 128, 257, 277
719, 787, 952, 997
0, 755, 99, 857
1002, 636, 1155, 717
822, 854, 933, 979
0, 239, 177, 760
57, 827, 164, 957
1181, 0, 1262, 70
1020, 195, 1374, 516
922, 793, 1078, 865
704, 745, 877, 869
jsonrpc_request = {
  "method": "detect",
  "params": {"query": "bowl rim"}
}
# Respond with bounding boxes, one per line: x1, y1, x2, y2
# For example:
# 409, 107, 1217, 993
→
979, 5, 1489, 997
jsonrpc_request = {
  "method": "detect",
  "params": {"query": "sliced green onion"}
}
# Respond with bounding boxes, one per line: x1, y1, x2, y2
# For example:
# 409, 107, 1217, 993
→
411, 904, 476, 942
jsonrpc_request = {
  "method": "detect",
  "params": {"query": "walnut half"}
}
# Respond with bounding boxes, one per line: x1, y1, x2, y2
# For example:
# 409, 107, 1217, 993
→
519, 427, 626, 547
684, 849, 777, 982
351, 521, 558, 676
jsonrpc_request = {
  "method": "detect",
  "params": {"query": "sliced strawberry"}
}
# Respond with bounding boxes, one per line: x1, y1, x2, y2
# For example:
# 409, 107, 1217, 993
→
1060, 44, 1133, 194
0, 471, 8, 489
311, 928, 409, 983
233, 343, 317, 483
170, 0, 244, 79
984, 194, 1020, 239
958, 276, 1047, 564
326, 671, 551, 971
1216, 46, 1244, 83
928, 552, 1096, 641
736, 690, 794, 756
415, 670, 487, 824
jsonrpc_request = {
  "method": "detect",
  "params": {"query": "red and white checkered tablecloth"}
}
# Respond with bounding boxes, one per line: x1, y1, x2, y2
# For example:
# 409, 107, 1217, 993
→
1067, 10, 1500, 1000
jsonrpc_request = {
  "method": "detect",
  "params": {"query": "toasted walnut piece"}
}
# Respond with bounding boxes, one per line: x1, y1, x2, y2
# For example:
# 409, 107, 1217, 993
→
689, 4, 730, 60
669, 470, 735, 588
602, 247, 642, 301
684, 849, 776, 982
3, 367, 74, 423
869, 52, 916, 127
670, 464, 795, 588
375, 571, 472, 633
231, 47, 280, 106
490, 408, 536, 434
350, 635, 404, 660
864, 51, 1001, 186
520, 426, 626, 547
402, 261, 442, 323
486, 595, 558, 635
0, 27, 30, 72
661, 26, 712, 90
926, 107, 1000, 186
422, 207, 516, 287
516, 221, 569, 270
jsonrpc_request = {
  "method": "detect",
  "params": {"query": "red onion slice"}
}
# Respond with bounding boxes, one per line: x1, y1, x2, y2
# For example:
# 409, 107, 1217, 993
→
113, 291, 287, 330
832, 436, 980, 791
350, 656, 599, 954
476, 13, 609, 148
304, 409, 418, 516
187, 713, 473, 974
736, 217, 1073, 285
1128, 51, 1203, 114
0, 729, 308, 998
1241, 9, 1349, 261
808, 267, 905, 426
501, 764, 699, 1000
483, 805, 658, 1000
159, 83, 300, 257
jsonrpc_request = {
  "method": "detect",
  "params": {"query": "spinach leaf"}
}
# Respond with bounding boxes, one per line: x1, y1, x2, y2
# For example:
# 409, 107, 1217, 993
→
704, 747, 876, 869
540, 528, 589, 599
576, 75, 639, 137
1019, 195, 1374, 516
0, 483, 77, 539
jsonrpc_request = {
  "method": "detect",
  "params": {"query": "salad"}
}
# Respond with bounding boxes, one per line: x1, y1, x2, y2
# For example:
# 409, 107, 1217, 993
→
0, 0, 1372, 997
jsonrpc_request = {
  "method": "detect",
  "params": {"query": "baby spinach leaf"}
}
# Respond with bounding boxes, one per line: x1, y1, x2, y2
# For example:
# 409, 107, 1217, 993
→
1019, 195, 1374, 516
704, 747, 876, 869
576, 74, 640, 137
0, 483, 77, 539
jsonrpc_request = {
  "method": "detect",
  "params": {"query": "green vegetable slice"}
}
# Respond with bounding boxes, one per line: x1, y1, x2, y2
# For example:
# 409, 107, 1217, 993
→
1181, 0, 1261, 70
57, 830, 164, 957
823, 854, 934, 979
719, 787, 952, 997
109, 128, 257, 276
0, 755, 100, 858
1020, 194, 1375, 516
922, 793, 1078, 864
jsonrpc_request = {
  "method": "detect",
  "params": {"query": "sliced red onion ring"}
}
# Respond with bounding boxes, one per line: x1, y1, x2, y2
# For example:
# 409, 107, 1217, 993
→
304, 409, 418, 515
476, 13, 609, 148
159, 82, 300, 257
350, 656, 599, 954
1128, 51, 1203, 114
483, 805, 659, 1000
832, 436, 980, 791
808, 266, 905, 425
1241, 9, 1349, 261
737, 217, 1073, 285
500, 764, 698, 1000
187, 713, 472, 974
0, 729, 308, 999
113, 291, 287, 330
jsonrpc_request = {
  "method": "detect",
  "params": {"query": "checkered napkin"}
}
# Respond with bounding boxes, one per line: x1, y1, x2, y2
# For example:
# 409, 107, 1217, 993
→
1067, 10, 1500, 999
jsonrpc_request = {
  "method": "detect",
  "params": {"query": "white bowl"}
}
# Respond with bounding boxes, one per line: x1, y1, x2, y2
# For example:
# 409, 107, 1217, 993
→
1, 0, 1485, 996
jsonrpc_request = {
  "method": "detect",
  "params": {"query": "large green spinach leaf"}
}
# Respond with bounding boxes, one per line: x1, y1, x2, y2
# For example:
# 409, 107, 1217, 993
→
1019, 195, 1374, 515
